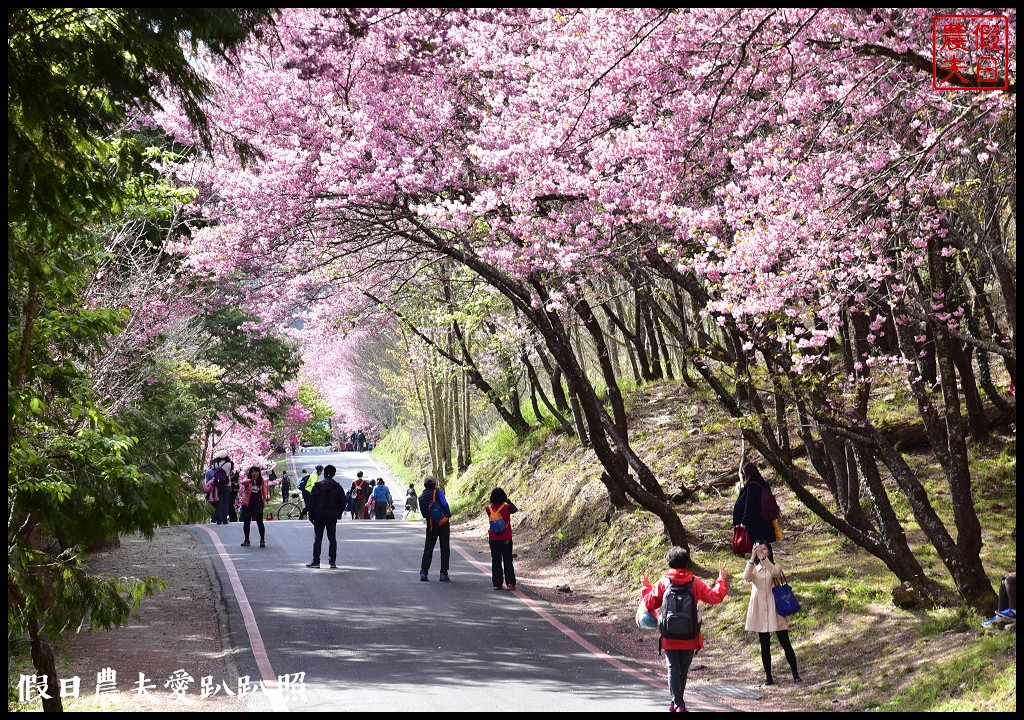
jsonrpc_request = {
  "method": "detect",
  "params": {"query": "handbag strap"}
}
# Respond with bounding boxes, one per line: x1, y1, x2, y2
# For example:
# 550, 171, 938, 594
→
774, 568, 789, 586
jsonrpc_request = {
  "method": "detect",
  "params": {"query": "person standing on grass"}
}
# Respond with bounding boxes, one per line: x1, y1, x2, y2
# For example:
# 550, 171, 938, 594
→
642, 546, 728, 713
281, 471, 291, 503
743, 542, 801, 685
238, 466, 269, 548
485, 488, 519, 591
733, 462, 775, 545
306, 464, 345, 569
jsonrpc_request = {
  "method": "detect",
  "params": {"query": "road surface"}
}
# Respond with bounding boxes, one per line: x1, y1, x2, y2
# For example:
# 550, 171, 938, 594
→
190, 448, 739, 712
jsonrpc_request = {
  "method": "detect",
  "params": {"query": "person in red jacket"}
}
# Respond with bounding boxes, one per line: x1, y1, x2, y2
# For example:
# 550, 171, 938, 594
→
642, 547, 728, 713
485, 487, 519, 591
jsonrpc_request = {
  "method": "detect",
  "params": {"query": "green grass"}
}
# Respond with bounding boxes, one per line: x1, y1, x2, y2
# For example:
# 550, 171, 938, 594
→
876, 632, 1017, 712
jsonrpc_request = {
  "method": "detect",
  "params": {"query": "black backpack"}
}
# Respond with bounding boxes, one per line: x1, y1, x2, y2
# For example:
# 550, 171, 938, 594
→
658, 580, 700, 643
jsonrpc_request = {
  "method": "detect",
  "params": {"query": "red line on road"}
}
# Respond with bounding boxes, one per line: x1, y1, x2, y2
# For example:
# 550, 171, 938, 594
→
197, 524, 289, 712
449, 541, 731, 711
450, 542, 663, 688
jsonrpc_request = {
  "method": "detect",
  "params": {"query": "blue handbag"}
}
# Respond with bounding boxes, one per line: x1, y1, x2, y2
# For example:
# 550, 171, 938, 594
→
772, 569, 801, 616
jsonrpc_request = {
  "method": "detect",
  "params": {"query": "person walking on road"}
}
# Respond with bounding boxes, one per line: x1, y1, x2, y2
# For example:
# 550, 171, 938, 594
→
372, 479, 393, 520
306, 464, 346, 569
418, 476, 452, 582
350, 472, 371, 520
642, 546, 729, 712
743, 542, 801, 685
486, 488, 519, 591
239, 465, 270, 547
403, 483, 418, 520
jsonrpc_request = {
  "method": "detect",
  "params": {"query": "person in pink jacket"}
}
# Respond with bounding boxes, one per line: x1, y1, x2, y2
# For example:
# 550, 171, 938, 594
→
743, 542, 800, 684
643, 547, 728, 712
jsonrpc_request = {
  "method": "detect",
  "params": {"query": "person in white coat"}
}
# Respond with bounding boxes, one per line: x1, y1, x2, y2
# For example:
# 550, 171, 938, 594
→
743, 542, 801, 685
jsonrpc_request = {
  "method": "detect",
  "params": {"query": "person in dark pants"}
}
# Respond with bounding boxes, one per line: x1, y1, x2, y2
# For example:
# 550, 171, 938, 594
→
982, 571, 1017, 626
306, 465, 345, 569
280, 471, 291, 503
643, 547, 729, 712
485, 487, 519, 591
238, 466, 269, 547
418, 476, 451, 582
298, 468, 314, 520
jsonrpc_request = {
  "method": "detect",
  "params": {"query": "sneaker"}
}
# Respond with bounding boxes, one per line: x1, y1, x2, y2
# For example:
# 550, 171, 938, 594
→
669, 702, 676, 712
494, 585, 503, 591
995, 608, 1017, 620
241, 540, 251, 547
439, 572, 450, 582
329, 562, 337, 569
507, 583, 516, 591
981, 614, 1001, 628
420, 571, 429, 582
305, 562, 320, 568
259, 539, 266, 548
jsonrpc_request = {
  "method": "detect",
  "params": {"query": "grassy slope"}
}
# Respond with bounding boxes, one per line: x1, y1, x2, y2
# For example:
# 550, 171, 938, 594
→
375, 379, 1016, 712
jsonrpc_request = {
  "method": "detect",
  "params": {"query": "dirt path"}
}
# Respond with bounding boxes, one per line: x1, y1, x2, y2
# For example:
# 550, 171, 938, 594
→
41, 526, 243, 712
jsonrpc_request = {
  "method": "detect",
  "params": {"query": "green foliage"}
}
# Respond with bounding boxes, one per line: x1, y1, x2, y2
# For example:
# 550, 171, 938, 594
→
296, 382, 334, 445
875, 632, 1017, 712
8, 9, 279, 707
372, 426, 431, 488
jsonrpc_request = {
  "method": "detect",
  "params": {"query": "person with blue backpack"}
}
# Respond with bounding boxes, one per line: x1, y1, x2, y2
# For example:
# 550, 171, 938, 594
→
641, 546, 728, 713
418, 476, 451, 582
485, 487, 518, 591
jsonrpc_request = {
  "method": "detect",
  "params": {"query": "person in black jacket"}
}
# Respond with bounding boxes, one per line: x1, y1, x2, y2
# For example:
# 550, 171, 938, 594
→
306, 465, 346, 569
733, 462, 774, 545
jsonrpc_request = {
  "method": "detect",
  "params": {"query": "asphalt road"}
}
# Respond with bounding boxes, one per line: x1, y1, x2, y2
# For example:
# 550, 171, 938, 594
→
190, 448, 738, 712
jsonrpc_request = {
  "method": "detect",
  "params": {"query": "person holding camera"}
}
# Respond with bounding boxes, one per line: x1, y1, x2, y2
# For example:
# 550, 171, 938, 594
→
743, 542, 801, 686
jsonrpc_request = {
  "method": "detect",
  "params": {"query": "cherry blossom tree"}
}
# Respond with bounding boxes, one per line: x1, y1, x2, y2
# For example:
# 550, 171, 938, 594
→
160, 8, 1015, 608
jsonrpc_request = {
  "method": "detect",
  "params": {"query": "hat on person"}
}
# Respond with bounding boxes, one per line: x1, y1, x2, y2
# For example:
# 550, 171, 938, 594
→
423, 476, 436, 488
212, 449, 228, 460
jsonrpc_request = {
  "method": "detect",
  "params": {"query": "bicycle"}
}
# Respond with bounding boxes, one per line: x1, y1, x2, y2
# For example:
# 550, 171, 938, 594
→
277, 492, 306, 520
